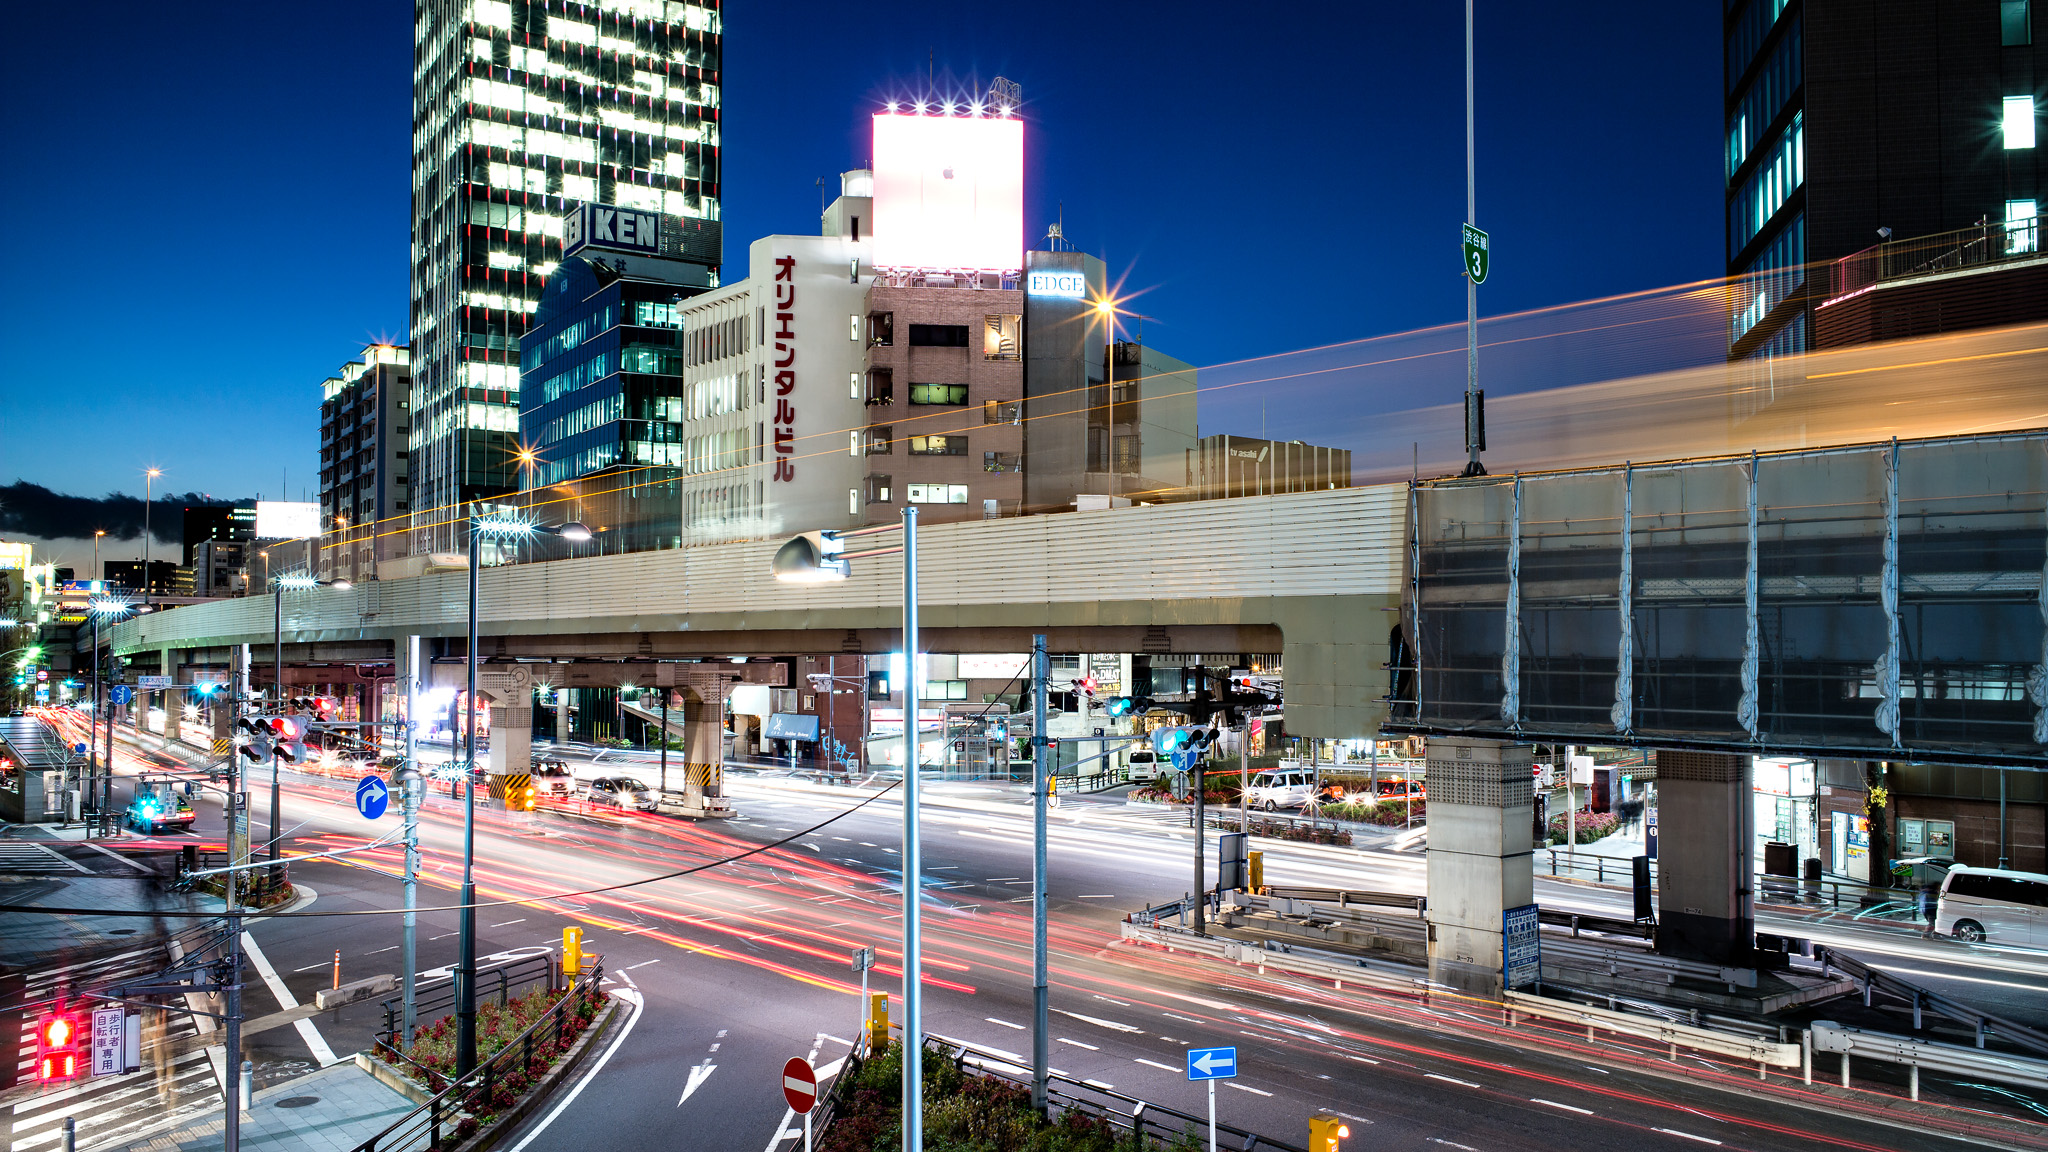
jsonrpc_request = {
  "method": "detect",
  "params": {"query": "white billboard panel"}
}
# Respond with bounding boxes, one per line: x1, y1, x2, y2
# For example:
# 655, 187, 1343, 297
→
255, 501, 322, 540
871, 113, 1023, 271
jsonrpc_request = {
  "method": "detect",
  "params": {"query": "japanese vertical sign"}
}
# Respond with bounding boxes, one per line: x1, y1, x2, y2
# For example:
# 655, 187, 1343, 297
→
773, 255, 798, 482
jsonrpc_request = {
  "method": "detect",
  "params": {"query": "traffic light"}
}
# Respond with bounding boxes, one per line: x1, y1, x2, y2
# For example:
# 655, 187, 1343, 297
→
269, 716, 308, 765
1104, 695, 1151, 718
989, 718, 1009, 741
1153, 725, 1221, 756
508, 783, 537, 811
1309, 1112, 1349, 1152
35, 1011, 80, 1082
1071, 676, 1098, 698
236, 717, 274, 763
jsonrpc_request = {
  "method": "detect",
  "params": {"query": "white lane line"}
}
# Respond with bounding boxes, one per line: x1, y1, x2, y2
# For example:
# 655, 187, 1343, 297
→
986, 1017, 1026, 1030
367, 946, 399, 955
1225, 1082, 1273, 1096
1076, 894, 1116, 899
491, 919, 527, 927
1653, 1130, 1723, 1146
292, 962, 327, 973
241, 932, 339, 1067
623, 959, 662, 970
506, 986, 645, 1151
1083, 1078, 1115, 1090
1055, 1009, 1142, 1034
1056, 1038, 1099, 1051
1425, 1073, 1479, 1088
1134, 1058, 1179, 1072
1532, 1099, 1593, 1115
1429, 1141, 1478, 1152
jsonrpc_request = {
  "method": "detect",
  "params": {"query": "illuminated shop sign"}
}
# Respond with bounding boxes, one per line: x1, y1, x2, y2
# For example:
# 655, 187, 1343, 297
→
1025, 270, 1086, 298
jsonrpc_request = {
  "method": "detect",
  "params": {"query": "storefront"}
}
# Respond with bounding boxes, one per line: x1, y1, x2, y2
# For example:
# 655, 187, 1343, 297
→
1753, 757, 1819, 868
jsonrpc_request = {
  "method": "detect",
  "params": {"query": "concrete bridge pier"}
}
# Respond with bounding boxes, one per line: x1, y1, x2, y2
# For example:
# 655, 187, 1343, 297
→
1424, 737, 1535, 997
1653, 751, 1755, 966
680, 689, 724, 809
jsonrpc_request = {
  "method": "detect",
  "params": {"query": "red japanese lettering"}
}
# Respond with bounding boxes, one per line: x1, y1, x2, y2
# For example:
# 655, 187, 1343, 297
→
774, 255, 795, 281
775, 399, 795, 424
775, 370, 795, 395
774, 458, 796, 481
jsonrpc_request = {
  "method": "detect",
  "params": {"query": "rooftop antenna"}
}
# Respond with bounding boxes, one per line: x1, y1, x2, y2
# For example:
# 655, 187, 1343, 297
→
988, 76, 1021, 116
1044, 203, 1067, 251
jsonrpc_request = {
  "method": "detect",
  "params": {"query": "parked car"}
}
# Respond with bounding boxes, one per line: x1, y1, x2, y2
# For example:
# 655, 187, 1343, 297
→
1935, 865, 2048, 945
1244, 768, 1317, 812
584, 775, 656, 811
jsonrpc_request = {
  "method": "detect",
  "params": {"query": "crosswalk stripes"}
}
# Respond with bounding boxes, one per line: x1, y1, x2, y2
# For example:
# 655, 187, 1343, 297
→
7, 946, 221, 1152
0, 844, 89, 876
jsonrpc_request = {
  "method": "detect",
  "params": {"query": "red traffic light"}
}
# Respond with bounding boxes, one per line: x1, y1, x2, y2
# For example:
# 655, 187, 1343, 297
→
36, 1012, 80, 1081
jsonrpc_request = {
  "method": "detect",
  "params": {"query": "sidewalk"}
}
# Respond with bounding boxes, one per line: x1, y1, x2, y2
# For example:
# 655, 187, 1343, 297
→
111, 1058, 418, 1152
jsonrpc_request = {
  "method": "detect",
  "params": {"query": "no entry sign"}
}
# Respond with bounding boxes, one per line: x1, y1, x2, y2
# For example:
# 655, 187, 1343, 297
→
782, 1057, 817, 1112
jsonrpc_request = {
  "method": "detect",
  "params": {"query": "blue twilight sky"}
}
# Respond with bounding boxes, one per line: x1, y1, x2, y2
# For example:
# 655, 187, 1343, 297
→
0, 1, 1722, 503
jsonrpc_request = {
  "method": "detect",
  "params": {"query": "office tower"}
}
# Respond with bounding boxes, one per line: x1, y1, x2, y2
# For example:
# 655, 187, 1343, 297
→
319, 344, 413, 583
409, 0, 724, 547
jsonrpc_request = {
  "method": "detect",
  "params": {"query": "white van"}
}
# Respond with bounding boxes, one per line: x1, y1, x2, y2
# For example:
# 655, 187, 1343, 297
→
1245, 769, 1316, 812
1934, 865, 2048, 945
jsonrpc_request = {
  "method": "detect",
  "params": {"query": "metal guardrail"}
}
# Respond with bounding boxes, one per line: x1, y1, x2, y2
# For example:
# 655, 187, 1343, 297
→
1815, 946, 2048, 1057
1829, 219, 2041, 301
925, 1032, 1310, 1152
1810, 1020, 2048, 1101
1545, 851, 1919, 920
351, 968, 606, 1152
377, 953, 555, 1051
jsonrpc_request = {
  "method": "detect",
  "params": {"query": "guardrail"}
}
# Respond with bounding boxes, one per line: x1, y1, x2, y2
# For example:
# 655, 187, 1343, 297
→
376, 953, 556, 1052
1544, 850, 1923, 921
350, 967, 606, 1152
1815, 945, 2048, 1057
1809, 1020, 2048, 1101
925, 1032, 1309, 1152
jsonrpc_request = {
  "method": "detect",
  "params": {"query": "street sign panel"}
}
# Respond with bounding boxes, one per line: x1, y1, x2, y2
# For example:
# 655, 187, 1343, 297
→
1186, 1046, 1237, 1080
137, 675, 172, 690
1171, 749, 1197, 773
782, 1056, 818, 1112
109, 685, 134, 705
90, 1008, 123, 1076
355, 775, 391, 821
1462, 223, 1490, 284
850, 946, 875, 972
1503, 902, 1541, 990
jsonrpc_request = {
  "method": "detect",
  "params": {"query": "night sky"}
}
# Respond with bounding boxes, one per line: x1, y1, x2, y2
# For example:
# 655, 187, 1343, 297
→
0, 1, 1723, 503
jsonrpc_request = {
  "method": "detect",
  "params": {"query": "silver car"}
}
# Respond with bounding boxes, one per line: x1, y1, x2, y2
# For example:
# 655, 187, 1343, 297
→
585, 775, 656, 811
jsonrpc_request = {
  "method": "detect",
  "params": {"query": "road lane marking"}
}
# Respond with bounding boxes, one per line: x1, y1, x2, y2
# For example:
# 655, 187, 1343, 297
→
1429, 1141, 1478, 1152
1531, 1099, 1593, 1115
986, 1018, 1026, 1030
1057, 1038, 1099, 1050
490, 919, 527, 927
1057, 1010, 1142, 1033
1425, 1074, 1479, 1088
1134, 1058, 1179, 1072
1083, 1078, 1115, 1090
679, 1060, 716, 1105
1077, 894, 1116, 899
1092, 995, 1132, 1006
623, 959, 662, 970
241, 931, 338, 1067
1225, 1083, 1272, 1096
1654, 1130, 1723, 1146
505, 986, 644, 1150
366, 946, 399, 955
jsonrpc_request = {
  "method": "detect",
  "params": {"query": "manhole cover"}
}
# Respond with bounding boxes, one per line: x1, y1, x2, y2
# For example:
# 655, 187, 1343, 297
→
276, 1096, 321, 1109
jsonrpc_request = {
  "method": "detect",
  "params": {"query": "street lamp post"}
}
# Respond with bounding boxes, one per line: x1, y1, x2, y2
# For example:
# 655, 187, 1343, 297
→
86, 598, 138, 821
771, 512, 927, 1149
142, 469, 160, 609
269, 573, 351, 861
456, 514, 589, 1078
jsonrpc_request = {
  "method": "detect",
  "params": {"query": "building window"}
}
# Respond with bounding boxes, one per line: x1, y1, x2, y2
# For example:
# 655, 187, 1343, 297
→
908, 323, 970, 347
865, 368, 894, 406
984, 314, 1021, 360
850, 314, 861, 341
867, 312, 894, 346
908, 435, 968, 456
2005, 0, 2032, 45
2008, 199, 2039, 253
983, 400, 1020, 424
849, 488, 860, 515
849, 371, 861, 399
907, 483, 969, 504
909, 383, 969, 405
865, 474, 893, 503
2006, 95, 2037, 149
984, 451, 1020, 473
864, 426, 892, 455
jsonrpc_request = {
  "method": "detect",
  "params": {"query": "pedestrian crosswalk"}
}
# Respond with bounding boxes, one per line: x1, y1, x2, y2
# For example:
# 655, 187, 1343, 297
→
7, 945, 220, 1151
0, 843, 88, 876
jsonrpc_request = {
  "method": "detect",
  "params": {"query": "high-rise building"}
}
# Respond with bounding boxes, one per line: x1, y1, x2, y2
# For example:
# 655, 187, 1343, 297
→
409, 0, 724, 547
319, 344, 414, 583
180, 505, 256, 568
1727, 0, 2048, 371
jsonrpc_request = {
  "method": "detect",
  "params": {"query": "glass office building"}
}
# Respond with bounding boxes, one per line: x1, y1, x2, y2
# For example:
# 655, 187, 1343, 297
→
409, 0, 723, 548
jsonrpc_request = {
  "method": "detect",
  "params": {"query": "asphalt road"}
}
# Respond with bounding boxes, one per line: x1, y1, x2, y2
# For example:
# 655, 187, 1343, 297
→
67, 721, 2048, 1151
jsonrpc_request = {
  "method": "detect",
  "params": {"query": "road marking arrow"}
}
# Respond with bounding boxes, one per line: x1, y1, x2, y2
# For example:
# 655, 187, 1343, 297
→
678, 1060, 717, 1105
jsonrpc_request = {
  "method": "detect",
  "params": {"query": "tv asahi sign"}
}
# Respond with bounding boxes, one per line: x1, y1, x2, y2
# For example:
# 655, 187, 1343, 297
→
564, 202, 662, 257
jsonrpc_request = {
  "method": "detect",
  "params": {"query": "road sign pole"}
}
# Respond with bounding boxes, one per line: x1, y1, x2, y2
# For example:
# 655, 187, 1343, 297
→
900, 506, 921, 1152
402, 634, 420, 1043
1207, 1079, 1216, 1152
805, 1109, 813, 1152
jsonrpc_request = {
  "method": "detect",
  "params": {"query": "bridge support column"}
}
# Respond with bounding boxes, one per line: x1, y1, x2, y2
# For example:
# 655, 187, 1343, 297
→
1424, 737, 1534, 997
1654, 751, 1754, 965
554, 688, 569, 745
684, 693, 723, 806
160, 648, 180, 745
487, 705, 532, 778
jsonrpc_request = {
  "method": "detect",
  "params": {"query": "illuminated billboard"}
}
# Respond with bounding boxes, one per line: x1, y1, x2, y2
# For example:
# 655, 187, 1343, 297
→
255, 501, 322, 540
871, 112, 1023, 272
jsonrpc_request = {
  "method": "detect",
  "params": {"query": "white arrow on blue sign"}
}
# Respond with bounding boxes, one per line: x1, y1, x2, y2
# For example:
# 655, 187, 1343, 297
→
1186, 1046, 1237, 1080
355, 775, 391, 821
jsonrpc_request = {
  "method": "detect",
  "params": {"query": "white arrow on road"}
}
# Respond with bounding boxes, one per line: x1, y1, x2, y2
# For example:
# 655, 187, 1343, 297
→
1192, 1051, 1234, 1075
679, 1060, 717, 1105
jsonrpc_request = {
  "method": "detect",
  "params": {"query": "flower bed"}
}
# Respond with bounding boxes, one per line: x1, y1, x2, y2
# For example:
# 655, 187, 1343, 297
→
1316, 800, 1426, 827
1546, 810, 1619, 845
400, 983, 608, 1108
823, 1040, 1203, 1152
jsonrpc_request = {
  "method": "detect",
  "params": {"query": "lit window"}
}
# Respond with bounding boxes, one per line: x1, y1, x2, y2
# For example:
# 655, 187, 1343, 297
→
2008, 199, 2039, 253
850, 314, 861, 341
2005, 0, 2032, 46
2005, 95, 2037, 149
849, 488, 860, 515
906, 483, 968, 504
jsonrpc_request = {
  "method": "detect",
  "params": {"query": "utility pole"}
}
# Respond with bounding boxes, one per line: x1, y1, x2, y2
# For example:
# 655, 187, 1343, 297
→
271, 585, 283, 861
1030, 635, 1049, 1114
222, 683, 247, 1152
401, 635, 421, 1043
457, 522, 480, 1077
1193, 759, 1207, 937
900, 506, 922, 1152
1461, 0, 1487, 478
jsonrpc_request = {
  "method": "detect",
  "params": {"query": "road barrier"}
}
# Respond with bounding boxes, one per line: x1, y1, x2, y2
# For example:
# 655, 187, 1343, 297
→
1809, 1020, 2048, 1100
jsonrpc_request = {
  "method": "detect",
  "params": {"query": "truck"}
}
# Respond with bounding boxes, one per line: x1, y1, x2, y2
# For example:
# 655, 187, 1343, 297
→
127, 777, 196, 834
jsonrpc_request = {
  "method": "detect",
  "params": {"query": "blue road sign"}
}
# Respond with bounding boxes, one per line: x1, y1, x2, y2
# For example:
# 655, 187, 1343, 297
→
1186, 1046, 1237, 1081
1503, 903, 1542, 990
1171, 748, 1198, 773
73, 743, 87, 755
109, 685, 133, 705
355, 775, 391, 821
